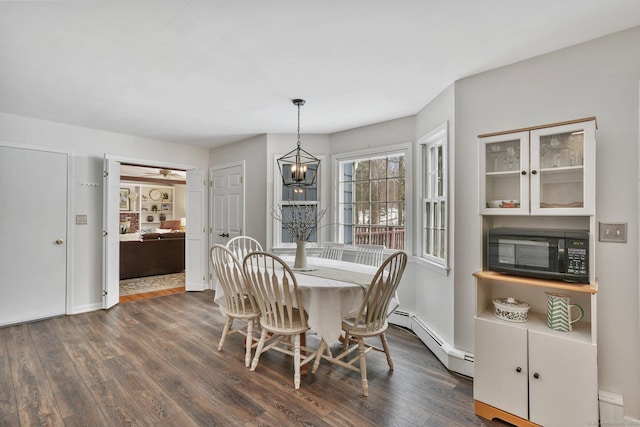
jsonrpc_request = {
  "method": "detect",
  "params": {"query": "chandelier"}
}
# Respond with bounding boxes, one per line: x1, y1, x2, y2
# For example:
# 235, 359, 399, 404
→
277, 99, 320, 188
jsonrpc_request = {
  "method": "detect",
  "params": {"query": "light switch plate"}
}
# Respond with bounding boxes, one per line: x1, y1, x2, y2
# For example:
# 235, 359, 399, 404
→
599, 222, 627, 243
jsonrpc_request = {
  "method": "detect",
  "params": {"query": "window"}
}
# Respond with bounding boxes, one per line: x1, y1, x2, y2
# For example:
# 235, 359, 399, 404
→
275, 163, 320, 245
337, 150, 406, 250
420, 123, 448, 267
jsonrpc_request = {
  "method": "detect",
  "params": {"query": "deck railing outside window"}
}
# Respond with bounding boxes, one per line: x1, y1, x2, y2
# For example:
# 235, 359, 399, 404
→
354, 225, 405, 250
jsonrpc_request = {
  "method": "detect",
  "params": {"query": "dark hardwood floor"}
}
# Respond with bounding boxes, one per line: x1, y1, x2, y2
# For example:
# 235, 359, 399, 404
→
0, 290, 511, 426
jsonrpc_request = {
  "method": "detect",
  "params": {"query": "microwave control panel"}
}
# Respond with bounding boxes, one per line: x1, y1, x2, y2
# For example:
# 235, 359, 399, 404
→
567, 247, 588, 275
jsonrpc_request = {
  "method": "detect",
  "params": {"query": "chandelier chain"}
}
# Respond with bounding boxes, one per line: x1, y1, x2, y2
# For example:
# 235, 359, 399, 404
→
297, 102, 301, 147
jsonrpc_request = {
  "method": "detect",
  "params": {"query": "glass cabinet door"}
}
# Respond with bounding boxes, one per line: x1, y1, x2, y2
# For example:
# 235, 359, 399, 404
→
479, 131, 529, 215
530, 120, 596, 215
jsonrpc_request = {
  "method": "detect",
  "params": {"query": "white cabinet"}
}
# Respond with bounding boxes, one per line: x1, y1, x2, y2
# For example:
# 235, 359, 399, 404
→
479, 118, 596, 216
474, 318, 529, 419
473, 272, 599, 427
528, 329, 597, 426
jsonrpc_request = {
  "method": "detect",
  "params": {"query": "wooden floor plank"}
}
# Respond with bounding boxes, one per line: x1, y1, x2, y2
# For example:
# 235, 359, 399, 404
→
1, 290, 511, 427
4, 324, 65, 426
27, 320, 108, 425
0, 329, 19, 424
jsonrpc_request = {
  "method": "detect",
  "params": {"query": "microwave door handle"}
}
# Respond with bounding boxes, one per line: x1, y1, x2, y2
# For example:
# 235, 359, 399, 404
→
558, 239, 565, 273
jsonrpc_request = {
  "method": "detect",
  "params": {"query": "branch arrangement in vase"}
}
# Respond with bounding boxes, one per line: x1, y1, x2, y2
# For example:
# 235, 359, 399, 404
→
272, 204, 328, 242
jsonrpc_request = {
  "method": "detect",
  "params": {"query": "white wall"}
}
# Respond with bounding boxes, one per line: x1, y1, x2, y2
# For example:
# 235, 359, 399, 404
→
0, 112, 210, 313
454, 26, 640, 418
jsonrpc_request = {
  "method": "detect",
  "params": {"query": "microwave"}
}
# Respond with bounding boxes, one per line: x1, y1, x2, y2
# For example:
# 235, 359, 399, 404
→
487, 228, 589, 283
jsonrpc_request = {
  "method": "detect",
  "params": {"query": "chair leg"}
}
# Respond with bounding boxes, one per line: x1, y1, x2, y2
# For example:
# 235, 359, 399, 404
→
358, 338, 368, 397
311, 340, 326, 374
218, 316, 233, 351
379, 332, 394, 370
250, 329, 268, 372
245, 319, 254, 368
293, 334, 301, 390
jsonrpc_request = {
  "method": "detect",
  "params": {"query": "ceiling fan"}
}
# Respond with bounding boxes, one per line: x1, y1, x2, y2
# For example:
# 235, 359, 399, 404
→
144, 168, 183, 178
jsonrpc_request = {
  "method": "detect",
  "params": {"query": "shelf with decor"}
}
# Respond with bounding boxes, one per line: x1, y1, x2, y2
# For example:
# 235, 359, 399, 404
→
139, 185, 174, 230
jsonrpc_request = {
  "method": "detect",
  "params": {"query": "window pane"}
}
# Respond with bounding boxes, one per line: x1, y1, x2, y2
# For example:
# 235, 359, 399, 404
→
387, 177, 404, 202
354, 202, 370, 225
370, 202, 385, 226
387, 202, 404, 226
370, 158, 387, 180
387, 154, 404, 177
370, 180, 387, 203
355, 181, 370, 202
354, 160, 369, 181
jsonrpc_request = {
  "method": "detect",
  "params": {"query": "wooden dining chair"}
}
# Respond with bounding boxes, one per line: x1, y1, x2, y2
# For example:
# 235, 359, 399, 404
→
313, 250, 407, 396
210, 244, 261, 367
226, 235, 263, 261
319, 242, 345, 261
242, 251, 326, 389
354, 244, 386, 267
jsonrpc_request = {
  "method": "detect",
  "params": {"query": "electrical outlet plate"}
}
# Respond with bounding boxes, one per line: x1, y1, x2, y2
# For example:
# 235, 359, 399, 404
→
599, 222, 627, 243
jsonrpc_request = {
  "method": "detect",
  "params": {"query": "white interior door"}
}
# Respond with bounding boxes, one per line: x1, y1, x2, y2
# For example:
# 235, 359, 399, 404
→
185, 169, 207, 291
103, 157, 120, 308
211, 163, 244, 247
0, 144, 69, 326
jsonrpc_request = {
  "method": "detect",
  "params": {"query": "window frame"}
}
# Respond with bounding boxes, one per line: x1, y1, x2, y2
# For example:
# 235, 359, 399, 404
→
418, 122, 449, 271
332, 143, 412, 251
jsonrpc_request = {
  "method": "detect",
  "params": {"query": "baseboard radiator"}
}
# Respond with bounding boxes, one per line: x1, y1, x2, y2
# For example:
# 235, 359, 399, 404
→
389, 310, 474, 378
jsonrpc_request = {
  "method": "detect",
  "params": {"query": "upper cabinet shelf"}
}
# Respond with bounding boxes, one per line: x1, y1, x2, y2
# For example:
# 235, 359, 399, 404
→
479, 118, 596, 216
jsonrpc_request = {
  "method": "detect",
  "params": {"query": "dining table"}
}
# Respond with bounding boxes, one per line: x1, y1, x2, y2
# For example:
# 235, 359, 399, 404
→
214, 254, 397, 345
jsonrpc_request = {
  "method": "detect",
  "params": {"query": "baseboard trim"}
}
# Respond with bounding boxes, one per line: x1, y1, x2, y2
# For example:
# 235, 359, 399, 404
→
389, 310, 474, 378
70, 302, 102, 314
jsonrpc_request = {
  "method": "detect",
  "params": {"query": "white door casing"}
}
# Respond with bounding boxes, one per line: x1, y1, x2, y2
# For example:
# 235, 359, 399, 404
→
103, 156, 204, 301
103, 157, 120, 308
185, 169, 207, 291
0, 144, 69, 325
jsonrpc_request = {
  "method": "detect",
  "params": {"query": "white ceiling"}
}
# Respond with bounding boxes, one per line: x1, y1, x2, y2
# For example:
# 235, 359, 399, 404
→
1, 1, 639, 148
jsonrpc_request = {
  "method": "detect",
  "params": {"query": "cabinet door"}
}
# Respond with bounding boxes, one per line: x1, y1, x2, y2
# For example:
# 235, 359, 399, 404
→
474, 318, 529, 419
528, 330, 598, 426
479, 131, 529, 215
529, 120, 596, 215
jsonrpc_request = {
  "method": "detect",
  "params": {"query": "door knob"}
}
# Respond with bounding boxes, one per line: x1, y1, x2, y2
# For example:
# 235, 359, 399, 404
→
533, 372, 540, 379
55, 239, 64, 245
218, 233, 229, 238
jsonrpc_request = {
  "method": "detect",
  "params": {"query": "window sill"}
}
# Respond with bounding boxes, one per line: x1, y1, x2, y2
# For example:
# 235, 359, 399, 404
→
414, 256, 450, 276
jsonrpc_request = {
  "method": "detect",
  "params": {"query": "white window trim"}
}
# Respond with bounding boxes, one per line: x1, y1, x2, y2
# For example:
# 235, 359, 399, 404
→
417, 122, 449, 273
272, 153, 326, 248
331, 143, 413, 252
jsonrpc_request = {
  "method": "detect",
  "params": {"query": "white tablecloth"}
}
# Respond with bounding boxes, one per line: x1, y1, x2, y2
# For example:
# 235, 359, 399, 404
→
214, 255, 380, 344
